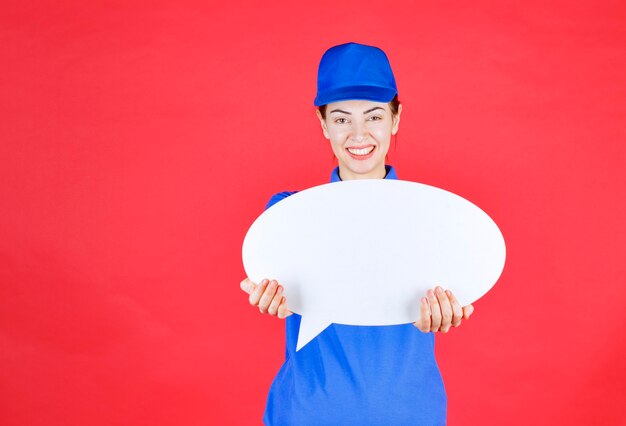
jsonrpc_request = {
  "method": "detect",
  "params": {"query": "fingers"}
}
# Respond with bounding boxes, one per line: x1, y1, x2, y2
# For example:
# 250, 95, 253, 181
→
428, 289, 442, 332
257, 280, 279, 314
249, 279, 269, 306
244, 277, 291, 319
413, 297, 431, 332
267, 285, 284, 316
445, 290, 464, 327
277, 297, 292, 319
419, 287, 474, 333
435, 286, 454, 333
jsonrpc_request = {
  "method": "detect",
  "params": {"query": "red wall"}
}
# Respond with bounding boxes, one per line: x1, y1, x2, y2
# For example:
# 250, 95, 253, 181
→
1, 1, 625, 425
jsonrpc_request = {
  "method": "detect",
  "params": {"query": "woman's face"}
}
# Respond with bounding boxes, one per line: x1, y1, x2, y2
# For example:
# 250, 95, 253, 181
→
317, 99, 401, 180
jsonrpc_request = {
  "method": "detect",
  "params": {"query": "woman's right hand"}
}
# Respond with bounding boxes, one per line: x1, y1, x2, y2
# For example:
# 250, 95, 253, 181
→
240, 278, 292, 319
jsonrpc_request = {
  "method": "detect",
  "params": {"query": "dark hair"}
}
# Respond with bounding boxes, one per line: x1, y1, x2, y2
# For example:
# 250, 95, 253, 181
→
318, 95, 401, 119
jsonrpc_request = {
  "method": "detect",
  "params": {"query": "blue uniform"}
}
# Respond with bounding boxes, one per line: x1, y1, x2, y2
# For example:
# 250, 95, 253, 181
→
262, 166, 447, 426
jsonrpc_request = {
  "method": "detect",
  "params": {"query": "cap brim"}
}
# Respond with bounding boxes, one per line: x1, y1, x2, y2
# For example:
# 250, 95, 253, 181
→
314, 86, 397, 107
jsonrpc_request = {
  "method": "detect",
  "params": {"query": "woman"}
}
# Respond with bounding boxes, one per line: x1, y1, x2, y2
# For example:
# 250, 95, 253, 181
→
240, 42, 474, 425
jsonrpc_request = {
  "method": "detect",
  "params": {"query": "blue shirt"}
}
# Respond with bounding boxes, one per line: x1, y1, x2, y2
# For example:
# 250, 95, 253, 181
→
262, 166, 446, 426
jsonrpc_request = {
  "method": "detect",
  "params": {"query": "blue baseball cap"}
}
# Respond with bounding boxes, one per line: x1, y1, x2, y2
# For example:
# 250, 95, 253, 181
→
314, 42, 398, 107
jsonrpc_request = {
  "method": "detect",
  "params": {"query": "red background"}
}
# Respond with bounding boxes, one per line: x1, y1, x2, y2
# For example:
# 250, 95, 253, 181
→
1, 1, 625, 425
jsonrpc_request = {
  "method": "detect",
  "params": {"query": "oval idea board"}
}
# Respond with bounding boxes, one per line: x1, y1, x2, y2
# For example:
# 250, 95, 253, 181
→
242, 179, 506, 350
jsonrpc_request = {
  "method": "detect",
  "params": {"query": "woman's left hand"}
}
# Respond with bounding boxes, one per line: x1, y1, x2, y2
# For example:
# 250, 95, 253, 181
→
413, 286, 474, 333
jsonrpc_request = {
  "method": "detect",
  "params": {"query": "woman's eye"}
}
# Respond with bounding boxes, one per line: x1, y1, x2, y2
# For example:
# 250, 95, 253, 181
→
335, 118, 348, 124
368, 115, 382, 121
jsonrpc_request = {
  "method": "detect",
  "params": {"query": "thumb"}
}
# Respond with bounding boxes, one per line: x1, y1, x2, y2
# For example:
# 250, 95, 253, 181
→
463, 304, 474, 319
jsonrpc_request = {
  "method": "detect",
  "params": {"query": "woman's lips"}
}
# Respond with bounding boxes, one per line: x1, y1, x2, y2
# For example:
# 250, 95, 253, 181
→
346, 145, 375, 160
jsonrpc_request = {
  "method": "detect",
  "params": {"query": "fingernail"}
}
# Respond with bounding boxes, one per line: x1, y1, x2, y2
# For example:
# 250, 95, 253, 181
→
436, 287, 443, 295
445, 290, 451, 296
261, 279, 269, 285
269, 280, 277, 288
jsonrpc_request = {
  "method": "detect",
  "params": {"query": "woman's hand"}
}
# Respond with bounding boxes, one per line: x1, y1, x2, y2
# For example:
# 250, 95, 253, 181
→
413, 286, 474, 333
240, 277, 292, 319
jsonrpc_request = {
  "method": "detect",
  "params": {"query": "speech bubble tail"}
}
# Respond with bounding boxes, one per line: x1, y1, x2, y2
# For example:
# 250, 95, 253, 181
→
296, 317, 331, 351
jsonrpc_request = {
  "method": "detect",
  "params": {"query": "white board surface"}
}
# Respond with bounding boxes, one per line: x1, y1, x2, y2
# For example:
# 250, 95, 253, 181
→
242, 179, 506, 351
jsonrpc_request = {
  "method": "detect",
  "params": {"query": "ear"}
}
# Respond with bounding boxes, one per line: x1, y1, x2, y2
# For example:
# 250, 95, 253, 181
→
316, 109, 330, 140
391, 103, 402, 135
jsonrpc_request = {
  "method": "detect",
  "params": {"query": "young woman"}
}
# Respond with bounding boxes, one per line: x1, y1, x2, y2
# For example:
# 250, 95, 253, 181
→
240, 42, 474, 426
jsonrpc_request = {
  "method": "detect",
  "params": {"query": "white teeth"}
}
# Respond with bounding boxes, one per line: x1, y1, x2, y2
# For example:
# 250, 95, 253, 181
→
347, 146, 374, 155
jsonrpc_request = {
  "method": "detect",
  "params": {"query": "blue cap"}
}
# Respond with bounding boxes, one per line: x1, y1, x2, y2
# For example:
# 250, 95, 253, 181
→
314, 42, 398, 107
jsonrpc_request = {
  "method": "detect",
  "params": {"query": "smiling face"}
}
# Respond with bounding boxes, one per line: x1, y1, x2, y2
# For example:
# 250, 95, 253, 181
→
317, 99, 402, 180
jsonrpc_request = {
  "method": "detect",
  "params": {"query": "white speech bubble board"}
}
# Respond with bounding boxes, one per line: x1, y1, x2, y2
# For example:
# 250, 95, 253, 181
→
242, 179, 506, 351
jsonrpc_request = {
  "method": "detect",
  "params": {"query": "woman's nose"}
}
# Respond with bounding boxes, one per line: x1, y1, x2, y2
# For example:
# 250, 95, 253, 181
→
350, 121, 367, 142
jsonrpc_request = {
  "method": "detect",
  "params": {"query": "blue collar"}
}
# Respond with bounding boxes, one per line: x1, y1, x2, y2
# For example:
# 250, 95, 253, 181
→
330, 165, 398, 182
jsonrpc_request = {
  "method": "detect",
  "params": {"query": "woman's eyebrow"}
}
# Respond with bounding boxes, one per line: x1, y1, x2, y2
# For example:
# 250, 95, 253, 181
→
363, 107, 384, 114
329, 107, 385, 115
